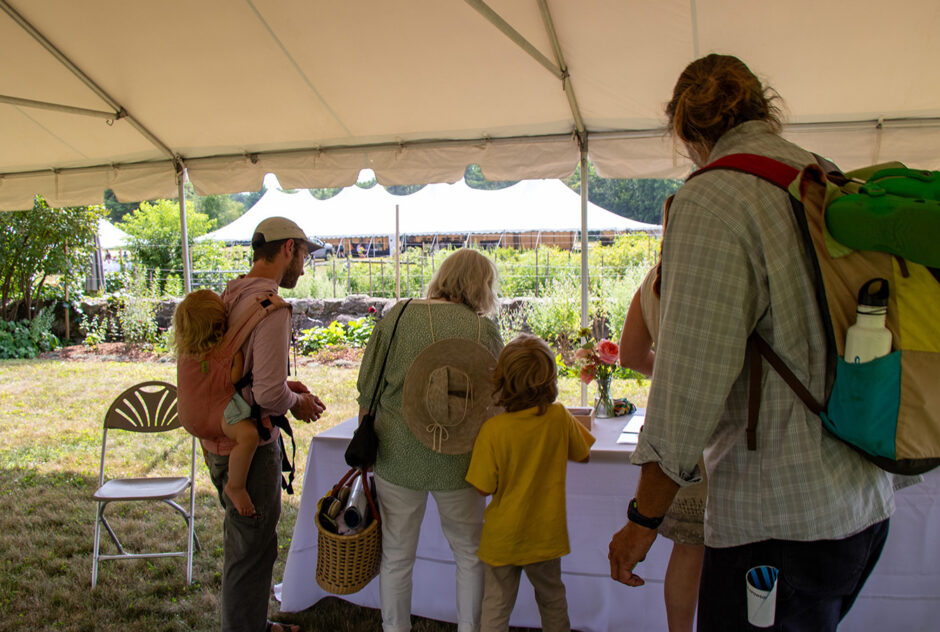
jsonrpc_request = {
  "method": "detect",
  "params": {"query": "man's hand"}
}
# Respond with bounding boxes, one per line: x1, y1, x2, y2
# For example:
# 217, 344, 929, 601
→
609, 521, 658, 587
287, 380, 310, 394
290, 392, 325, 422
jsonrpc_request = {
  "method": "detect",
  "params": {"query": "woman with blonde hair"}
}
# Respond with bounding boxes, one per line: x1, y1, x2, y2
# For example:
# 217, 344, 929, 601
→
356, 248, 504, 632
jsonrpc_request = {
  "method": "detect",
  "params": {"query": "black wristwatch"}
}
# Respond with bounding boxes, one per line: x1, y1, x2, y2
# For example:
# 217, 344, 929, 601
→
627, 497, 664, 529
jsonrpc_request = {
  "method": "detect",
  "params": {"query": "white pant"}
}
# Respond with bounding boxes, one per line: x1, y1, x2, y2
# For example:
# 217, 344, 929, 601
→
374, 474, 484, 632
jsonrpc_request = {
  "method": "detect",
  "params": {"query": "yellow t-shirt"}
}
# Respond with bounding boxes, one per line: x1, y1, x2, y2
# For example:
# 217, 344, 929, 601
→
466, 402, 595, 566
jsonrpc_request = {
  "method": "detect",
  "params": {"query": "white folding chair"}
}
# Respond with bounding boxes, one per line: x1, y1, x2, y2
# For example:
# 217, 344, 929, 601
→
91, 381, 200, 587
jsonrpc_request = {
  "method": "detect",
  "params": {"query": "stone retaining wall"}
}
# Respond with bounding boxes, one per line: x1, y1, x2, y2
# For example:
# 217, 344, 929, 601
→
46, 294, 536, 342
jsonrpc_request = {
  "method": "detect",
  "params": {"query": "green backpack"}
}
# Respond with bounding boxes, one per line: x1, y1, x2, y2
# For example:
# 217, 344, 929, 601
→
692, 154, 940, 475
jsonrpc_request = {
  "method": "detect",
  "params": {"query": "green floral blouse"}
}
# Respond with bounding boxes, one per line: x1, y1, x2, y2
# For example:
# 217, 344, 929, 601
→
356, 300, 503, 491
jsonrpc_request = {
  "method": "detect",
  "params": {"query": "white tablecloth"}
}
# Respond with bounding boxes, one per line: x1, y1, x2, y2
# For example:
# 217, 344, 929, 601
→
280, 414, 940, 631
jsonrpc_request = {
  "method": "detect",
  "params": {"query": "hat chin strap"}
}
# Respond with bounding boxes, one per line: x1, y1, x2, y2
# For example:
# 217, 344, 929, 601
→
424, 370, 472, 453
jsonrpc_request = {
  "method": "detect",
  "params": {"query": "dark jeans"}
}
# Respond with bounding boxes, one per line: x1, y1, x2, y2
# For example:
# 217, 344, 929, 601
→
697, 519, 889, 631
205, 440, 283, 632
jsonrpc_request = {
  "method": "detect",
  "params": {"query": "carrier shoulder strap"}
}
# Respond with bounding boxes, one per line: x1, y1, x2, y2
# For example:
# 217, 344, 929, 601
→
220, 291, 290, 357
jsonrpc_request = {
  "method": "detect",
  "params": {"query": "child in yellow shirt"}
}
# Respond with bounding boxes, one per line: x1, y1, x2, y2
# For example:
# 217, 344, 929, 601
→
466, 334, 595, 632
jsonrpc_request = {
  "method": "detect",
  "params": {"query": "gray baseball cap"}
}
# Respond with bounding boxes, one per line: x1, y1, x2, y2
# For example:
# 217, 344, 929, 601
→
251, 216, 316, 251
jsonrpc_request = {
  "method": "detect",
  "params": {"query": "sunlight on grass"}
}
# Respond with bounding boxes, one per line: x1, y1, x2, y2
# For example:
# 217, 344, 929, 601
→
0, 358, 648, 631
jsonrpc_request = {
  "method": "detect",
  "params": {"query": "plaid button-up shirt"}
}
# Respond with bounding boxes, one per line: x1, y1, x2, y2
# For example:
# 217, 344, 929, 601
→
632, 121, 896, 547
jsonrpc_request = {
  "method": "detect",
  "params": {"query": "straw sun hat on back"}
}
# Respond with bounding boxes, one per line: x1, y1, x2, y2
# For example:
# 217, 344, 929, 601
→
402, 334, 497, 456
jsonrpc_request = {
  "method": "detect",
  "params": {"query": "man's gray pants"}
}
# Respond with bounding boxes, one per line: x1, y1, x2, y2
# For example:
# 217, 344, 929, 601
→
205, 440, 283, 632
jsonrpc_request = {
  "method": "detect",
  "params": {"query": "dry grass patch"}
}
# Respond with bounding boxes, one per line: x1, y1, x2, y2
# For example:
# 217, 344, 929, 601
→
0, 357, 646, 631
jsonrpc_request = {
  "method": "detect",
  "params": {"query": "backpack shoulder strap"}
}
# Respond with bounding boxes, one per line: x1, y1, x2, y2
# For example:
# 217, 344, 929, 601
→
690, 153, 799, 190
691, 153, 825, 450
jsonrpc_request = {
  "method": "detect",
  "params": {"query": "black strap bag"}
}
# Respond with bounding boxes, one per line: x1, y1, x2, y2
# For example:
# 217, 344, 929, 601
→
344, 299, 412, 468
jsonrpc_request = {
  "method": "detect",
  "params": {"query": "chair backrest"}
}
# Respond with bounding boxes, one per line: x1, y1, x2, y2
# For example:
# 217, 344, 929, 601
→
104, 381, 179, 433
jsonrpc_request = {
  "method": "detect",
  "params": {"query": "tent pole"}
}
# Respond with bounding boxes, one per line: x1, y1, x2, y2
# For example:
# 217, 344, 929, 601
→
579, 140, 589, 407
64, 238, 69, 342
177, 165, 192, 293
395, 204, 400, 300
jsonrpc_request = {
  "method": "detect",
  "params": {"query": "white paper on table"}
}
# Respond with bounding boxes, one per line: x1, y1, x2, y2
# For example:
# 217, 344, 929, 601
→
616, 412, 645, 444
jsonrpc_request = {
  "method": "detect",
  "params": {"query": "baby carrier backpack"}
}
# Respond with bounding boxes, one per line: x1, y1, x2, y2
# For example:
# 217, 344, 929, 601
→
176, 289, 292, 444
690, 154, 940, 475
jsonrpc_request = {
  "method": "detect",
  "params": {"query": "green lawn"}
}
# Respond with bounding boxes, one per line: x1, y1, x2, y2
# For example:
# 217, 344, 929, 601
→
0, 358, 647, 631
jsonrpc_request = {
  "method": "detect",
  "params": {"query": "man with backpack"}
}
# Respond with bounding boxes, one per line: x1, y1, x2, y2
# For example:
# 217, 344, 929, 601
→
203, 216, 326, 632
607, 55, 902, 631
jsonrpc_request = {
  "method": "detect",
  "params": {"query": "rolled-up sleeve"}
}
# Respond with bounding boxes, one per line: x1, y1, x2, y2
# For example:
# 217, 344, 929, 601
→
248, 308, 298, 416
631, 188, 763, 487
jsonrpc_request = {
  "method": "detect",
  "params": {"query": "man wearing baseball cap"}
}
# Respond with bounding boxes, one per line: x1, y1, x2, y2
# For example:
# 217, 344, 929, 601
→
204, 216, 325, 632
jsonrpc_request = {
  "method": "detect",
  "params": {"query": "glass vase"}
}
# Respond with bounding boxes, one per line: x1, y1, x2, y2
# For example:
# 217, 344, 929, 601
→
594, 374, 615, 418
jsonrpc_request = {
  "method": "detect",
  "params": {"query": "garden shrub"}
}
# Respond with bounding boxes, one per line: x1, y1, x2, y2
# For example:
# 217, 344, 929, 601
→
80, 313, 112, 349
111, 272, 159, 347
0, 307, 60, 359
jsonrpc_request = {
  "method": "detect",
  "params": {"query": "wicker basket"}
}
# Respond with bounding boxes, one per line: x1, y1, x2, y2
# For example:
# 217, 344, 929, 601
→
315, 468, 382, 595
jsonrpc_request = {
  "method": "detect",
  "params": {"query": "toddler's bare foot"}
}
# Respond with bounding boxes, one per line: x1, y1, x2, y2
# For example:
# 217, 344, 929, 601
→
224, 483, 257, 517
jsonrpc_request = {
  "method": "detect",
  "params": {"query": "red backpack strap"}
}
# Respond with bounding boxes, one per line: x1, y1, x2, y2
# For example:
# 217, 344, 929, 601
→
690, 153, 799, 191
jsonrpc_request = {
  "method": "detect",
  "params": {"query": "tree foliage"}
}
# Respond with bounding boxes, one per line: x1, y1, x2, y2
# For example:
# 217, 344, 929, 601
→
386, 184, 426, 195
103, 189, 143, 223
310, 187, 342, 200
564, 162, 680, 224
0, 197, 102, 319
119, 199, 214, 273
464, 164, 518, 190
231, 188, 264, 211
194, 193, 244, 228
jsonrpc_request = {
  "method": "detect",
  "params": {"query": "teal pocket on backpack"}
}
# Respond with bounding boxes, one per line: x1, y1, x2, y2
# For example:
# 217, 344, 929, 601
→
822, 351, 902, 459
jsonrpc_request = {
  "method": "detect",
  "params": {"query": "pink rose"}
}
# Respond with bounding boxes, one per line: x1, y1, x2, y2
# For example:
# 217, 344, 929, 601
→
579, 365, 596, 385
574, 347, 592, 360
597, 339, 620, 365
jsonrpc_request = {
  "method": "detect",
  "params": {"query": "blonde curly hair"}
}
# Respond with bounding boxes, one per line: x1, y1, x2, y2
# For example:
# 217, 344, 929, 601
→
171, 289, 227, 357
426, 248, 500, 316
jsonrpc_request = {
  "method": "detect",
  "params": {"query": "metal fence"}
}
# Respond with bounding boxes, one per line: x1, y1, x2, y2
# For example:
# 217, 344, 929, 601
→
101, 239, 659, 300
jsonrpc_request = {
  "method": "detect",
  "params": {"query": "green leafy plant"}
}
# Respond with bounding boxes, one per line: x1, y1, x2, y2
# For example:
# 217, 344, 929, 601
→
497, 302, 530, 343
0, 307, 60, 359
80, 313, 112, 350
344, 316, 375, 348
296, 316, 376, 355
111, 272, 159, 346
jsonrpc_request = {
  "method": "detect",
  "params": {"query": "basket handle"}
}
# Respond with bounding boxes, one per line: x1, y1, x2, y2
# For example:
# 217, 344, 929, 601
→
330, 467, 382, 525
330, 467, 358, 495
357, 468, 381, 525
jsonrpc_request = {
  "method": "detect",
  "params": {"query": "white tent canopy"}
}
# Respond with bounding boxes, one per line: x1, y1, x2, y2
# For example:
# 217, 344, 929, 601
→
1, 0, 938, 211
96, 217, 131, 250
201, 179, 660, 244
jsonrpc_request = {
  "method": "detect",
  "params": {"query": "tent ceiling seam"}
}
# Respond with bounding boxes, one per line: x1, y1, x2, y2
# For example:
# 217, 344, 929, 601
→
0, 0, 176, 160
15, 105, 89, 160
244, 0, 351, 137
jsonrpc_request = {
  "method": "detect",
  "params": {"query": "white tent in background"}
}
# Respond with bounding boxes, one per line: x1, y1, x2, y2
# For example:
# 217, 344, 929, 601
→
97, 217, 131, 250
201, 179, 659, 245
395, 180, 660, 235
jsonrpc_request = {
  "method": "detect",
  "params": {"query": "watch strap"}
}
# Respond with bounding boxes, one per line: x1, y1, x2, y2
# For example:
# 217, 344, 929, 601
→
627, 497, 664, 529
